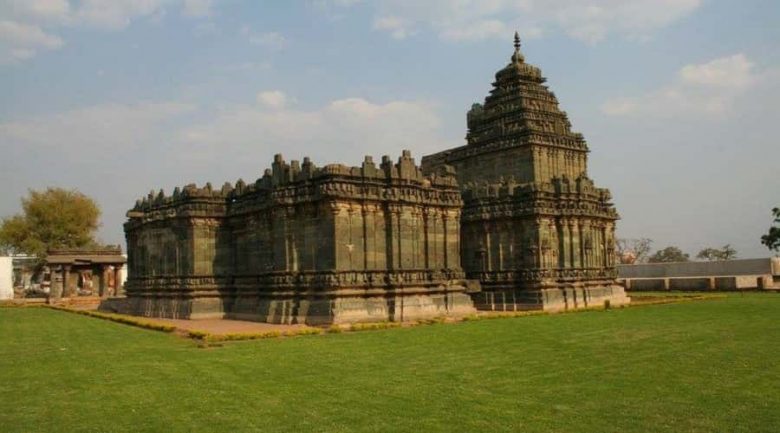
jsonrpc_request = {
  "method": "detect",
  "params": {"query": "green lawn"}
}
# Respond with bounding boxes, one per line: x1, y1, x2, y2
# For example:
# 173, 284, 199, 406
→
1, 294, 778, 433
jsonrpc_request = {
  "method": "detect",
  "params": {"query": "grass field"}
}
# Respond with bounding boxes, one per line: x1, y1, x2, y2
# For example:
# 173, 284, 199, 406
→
1, 294, 778, 433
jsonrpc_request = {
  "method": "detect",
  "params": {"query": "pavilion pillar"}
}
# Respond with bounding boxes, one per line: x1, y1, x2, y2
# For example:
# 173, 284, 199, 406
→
98, 265, 107, 298
62, 265, 71, 297
113, 265, 123, 296
442, 211, 449, 269
50, 266, 63, 299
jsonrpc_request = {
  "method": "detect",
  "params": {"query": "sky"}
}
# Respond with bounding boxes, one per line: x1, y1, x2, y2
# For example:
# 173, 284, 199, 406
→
1, 0, 778, 259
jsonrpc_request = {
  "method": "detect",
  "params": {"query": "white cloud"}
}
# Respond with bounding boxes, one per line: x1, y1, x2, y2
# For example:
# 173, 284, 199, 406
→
0, 20, 64, 63
0, 101, 195, 151
344, 0, 702, 43
679, 54, 755, 88
215, 60, 273, 73
180, 95, 446, 164
242, 27, 287, 50
66, 0, 178, 30
182, 0, 212, 17
10, 48, 35, 60
439, 19, 508, 42
0, 20, 63, 48
333, 0, 363, 6
0, 93, 446, 170
256, 90, 288, 109
601, 54, 757, 116
373, 16, 415, 40
4, 0, 71, 22
0, 0, 220, 63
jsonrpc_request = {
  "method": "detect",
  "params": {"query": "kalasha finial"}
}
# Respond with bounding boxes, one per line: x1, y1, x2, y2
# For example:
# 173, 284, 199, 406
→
511, 31, 524, 63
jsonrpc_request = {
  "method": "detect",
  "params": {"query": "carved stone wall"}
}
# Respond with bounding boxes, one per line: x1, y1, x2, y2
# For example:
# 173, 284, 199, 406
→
422, 35, 629, 311
106, 35, 629, 318
113, 151, 475, 324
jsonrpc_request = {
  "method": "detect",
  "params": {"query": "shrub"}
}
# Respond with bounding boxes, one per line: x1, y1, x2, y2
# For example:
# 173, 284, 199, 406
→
45, 306, 177, 332
350, 321, 402, 332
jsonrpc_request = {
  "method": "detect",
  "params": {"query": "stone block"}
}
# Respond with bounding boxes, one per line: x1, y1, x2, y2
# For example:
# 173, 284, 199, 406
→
668, 278, 711, 291
628, 279, 667, 291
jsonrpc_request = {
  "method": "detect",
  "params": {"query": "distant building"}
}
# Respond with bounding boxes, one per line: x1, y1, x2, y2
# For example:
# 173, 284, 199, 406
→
47, 247, 126, 298
0, 257, 12, 300
11, 255, 40, 294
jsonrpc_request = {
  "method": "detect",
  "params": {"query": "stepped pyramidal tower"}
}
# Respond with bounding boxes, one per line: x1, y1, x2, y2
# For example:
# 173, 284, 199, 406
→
422, 33, 630, 310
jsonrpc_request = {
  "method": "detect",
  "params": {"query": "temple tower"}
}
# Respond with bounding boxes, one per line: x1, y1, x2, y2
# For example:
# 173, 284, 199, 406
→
422, 33, 629, 310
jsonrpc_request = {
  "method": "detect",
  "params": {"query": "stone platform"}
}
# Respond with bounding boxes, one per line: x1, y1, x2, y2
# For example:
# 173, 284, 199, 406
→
100, 286, 476, 326
471, 285, 630, 312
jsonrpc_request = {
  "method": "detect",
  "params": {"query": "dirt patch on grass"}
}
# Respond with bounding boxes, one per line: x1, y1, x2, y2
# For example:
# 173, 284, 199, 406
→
148, 318, 313, 335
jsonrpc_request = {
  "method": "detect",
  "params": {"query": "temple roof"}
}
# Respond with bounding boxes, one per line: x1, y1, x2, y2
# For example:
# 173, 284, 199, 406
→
496, 32, 543, 83
47, 247, 126, 265
464, 32, 584, 150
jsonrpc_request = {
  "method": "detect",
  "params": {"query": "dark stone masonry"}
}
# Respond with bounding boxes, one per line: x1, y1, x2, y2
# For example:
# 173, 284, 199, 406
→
102, 34, 628, 324
422, 33, 628, 311
110, 151, 474, 324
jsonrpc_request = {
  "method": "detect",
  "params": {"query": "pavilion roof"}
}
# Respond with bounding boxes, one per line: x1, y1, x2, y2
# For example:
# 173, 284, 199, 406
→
46, 247, 126, 265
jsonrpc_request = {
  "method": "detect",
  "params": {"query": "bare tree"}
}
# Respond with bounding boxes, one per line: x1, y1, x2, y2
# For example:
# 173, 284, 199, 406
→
616, 238, 653, 264
696, 244, 738, 261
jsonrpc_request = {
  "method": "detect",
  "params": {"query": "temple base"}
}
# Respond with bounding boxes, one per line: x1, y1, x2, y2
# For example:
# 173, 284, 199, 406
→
470, 285, 630, 312
99, 289, 476, 326
228, 291, 475, 325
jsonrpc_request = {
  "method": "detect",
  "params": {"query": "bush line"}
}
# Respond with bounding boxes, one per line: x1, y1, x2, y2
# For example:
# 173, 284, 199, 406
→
189, 327, 324, 342
45, 306, 177, 333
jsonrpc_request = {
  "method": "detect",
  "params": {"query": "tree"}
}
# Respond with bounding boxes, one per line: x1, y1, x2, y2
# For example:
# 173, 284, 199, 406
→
696, 244, 738, 261
0, 188, 101, 258
760, 207, 780, 253
616, 238, 653, 264
648, 246, 690, 263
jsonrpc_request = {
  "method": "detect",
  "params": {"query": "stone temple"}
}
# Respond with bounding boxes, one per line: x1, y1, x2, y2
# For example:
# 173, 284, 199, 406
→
104, 34, 628, 324
422, 33, 629, 311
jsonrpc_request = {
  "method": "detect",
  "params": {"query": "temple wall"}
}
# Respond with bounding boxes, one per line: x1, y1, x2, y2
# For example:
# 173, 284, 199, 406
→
618, 258, 779, 278
231, 205, 335, 275
323, 202, 462, 274
128, 222, 186, 277
618, 258, 780, 291
113, 152, 474, 324
436, 146, 533, 186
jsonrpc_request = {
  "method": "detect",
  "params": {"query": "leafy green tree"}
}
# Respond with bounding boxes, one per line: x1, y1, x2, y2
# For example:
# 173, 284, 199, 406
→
696, 244, 738, 261
0, 188, 101, 258
760, 207, 780, 253
648, 246, 690, 263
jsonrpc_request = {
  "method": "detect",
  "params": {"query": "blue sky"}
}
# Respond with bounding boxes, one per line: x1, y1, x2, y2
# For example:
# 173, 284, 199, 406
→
1, 0, 778, 258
